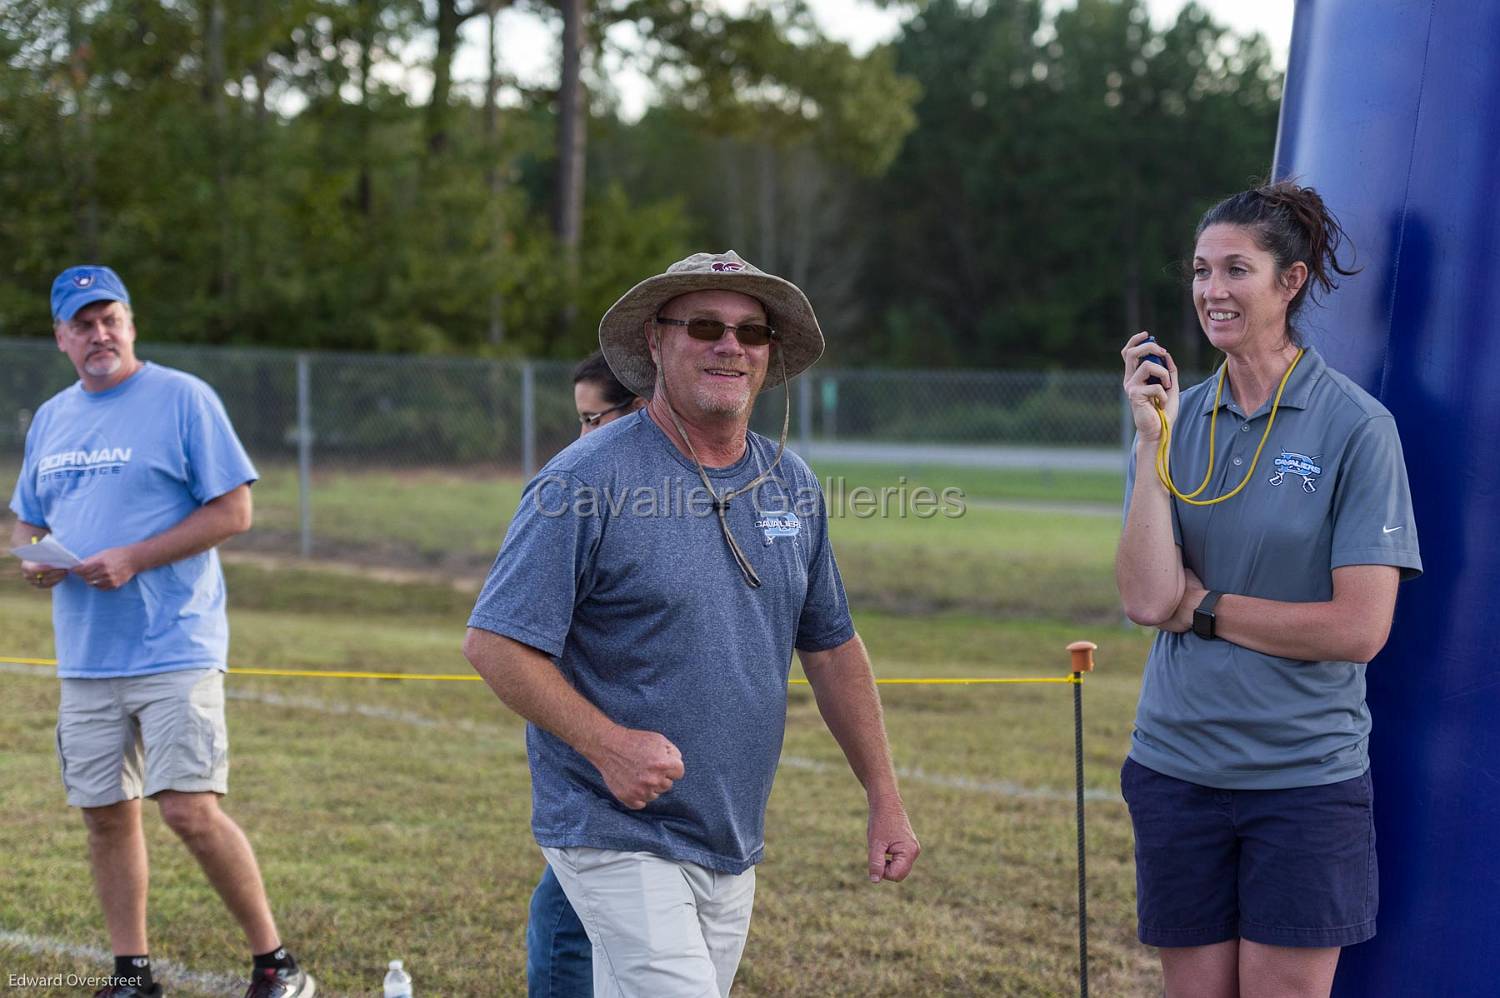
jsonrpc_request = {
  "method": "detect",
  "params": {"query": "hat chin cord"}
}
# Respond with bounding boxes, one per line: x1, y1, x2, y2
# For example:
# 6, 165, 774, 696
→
655, 346, 791, 589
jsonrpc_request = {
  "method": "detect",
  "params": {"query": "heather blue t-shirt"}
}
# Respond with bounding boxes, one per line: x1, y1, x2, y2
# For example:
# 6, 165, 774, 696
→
10, 363, 258, 678
468, 410, 855, 873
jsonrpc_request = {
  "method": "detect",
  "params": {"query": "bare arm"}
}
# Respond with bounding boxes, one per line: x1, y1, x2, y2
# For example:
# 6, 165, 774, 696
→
12, 519, 69, 589
10, 519, 46, 548
73, 484, 253, 590
1115, 333, 1186, 625
1165, 565, 1401, 663
1116, 442, 1185, 625
799, 633, 919, 883
461, 627, 683, 809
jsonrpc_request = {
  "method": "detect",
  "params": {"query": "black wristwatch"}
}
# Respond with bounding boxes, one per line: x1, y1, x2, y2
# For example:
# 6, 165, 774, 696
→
1192, 591, 1223, 640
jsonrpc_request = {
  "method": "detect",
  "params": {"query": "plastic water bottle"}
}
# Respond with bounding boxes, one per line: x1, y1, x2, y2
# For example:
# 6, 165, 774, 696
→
383, 959, 413, 998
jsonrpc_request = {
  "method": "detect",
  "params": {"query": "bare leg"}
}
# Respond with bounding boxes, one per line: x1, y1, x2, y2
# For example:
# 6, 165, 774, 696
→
156, 791, 280, 953
1239, 940, 1339, 998
82, 800, 149, 955
1161, 940, 1239, 998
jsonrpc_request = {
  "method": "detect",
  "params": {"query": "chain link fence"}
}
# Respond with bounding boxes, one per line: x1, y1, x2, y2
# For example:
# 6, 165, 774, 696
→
2, 337, 1133, 566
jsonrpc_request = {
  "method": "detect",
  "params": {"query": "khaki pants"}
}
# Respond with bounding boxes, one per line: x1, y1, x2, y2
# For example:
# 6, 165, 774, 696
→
542, 846, 756, 998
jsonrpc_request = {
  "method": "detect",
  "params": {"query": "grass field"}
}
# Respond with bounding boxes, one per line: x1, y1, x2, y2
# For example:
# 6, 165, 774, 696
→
241, 462, 1125, 623
0, 467, 1159, 996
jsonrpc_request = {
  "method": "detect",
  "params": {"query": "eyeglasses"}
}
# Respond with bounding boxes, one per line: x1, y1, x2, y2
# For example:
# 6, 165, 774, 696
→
578, 400, 634, 428
654, 316, 778, 347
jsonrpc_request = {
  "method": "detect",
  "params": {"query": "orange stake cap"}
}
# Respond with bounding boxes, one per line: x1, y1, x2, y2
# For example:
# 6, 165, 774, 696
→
1066, 640, 1097, 674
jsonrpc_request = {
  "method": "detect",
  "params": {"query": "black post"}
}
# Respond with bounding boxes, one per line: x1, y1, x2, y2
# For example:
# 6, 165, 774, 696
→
1073, 673, 1089, 997
1065, 640, 1096, 997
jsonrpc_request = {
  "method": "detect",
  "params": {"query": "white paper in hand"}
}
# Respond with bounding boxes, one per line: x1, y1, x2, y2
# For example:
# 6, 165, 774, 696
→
9, 535, 82, 568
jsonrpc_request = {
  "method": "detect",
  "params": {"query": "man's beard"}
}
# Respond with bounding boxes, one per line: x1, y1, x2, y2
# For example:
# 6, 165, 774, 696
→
84, 351, 122, 377
691, 381, 754, 416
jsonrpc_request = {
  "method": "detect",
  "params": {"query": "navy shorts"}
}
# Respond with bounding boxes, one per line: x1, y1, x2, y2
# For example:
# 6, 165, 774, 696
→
1120, 757, 1377, 949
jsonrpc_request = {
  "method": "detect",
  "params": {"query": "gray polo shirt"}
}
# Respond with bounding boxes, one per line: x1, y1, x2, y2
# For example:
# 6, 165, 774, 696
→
1124, 347, 1422, 789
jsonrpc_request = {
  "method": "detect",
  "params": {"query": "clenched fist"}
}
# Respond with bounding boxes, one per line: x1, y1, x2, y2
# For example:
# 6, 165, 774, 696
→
592, 728, 685, 810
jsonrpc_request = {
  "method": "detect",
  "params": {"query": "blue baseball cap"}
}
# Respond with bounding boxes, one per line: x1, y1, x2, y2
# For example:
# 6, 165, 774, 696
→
51, 265, 131, 323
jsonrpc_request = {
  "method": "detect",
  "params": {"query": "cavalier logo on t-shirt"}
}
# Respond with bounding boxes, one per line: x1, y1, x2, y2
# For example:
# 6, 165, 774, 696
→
755, 514, 801, 542
1269, 449, 1321, 494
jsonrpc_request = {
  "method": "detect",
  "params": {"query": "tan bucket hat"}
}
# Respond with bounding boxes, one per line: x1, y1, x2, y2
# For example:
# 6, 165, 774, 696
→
598, 250, 824, 398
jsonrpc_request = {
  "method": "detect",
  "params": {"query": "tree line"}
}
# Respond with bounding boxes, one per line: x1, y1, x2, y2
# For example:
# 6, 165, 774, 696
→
0, 0, 1280, 370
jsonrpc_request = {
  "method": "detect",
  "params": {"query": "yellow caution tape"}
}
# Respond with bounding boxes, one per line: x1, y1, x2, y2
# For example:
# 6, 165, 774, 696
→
1, 656, 1083, 685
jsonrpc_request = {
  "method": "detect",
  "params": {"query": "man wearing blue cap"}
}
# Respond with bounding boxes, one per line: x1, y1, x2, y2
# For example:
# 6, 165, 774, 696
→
10, 267, 315, 998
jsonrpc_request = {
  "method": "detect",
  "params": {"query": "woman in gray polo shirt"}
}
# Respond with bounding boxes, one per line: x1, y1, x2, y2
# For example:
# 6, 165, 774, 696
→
1116, 181, 1421, 998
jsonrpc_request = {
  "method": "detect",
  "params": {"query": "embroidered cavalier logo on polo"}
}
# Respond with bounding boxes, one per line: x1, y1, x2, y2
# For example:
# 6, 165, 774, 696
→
1269, 449, 1322, 494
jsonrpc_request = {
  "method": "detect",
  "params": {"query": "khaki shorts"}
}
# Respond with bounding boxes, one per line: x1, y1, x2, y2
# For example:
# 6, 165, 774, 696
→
56, 669, 229, 808
542, 846, 756, 998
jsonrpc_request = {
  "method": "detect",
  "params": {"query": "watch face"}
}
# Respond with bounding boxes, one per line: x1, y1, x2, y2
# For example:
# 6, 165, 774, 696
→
1193, 609, 1214, 639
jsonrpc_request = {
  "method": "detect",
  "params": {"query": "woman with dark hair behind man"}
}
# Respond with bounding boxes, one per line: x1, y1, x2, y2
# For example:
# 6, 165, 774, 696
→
1116, 181, 1422, 998
572, 350, 645, 438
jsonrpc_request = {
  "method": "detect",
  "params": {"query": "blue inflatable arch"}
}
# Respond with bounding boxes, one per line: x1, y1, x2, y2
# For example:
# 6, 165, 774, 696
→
1273, 2, 1500, 992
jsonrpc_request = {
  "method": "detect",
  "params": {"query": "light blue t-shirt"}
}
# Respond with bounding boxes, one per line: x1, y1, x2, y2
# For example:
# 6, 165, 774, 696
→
468, 410, 855, 874
10, 363, 259, 679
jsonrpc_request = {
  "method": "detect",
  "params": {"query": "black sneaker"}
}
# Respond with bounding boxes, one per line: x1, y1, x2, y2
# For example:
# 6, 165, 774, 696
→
243, 966, 316, 998
93, 984, 162, 998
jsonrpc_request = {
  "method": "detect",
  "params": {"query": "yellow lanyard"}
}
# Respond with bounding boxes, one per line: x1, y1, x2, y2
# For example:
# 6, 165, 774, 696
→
1154, 349, 1304, 506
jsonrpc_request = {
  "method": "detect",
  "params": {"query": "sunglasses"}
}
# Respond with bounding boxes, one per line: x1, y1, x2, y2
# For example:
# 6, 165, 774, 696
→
578, 400, 634, 427
654, 316, 778, 347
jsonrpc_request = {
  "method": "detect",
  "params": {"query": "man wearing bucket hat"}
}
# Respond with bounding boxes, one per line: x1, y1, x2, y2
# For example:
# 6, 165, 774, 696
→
465, 251, 919, 997
9, 267, 315, 998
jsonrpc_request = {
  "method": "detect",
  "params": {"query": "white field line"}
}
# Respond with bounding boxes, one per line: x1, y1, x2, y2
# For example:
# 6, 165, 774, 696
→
0, 928, 242, 996
965, 497, 1119, 518
2, 667, 1122, 804
225, 687, 520, 742
222, 689, 1123, 804
776, 755, 1122, 803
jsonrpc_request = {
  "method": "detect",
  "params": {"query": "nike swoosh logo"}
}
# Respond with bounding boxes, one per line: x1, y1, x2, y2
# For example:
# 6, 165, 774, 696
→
1383, 525, 1403, 534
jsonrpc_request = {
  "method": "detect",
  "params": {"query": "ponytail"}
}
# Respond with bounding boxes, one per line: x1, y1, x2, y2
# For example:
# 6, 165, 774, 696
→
1194, 180, 1359, 345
